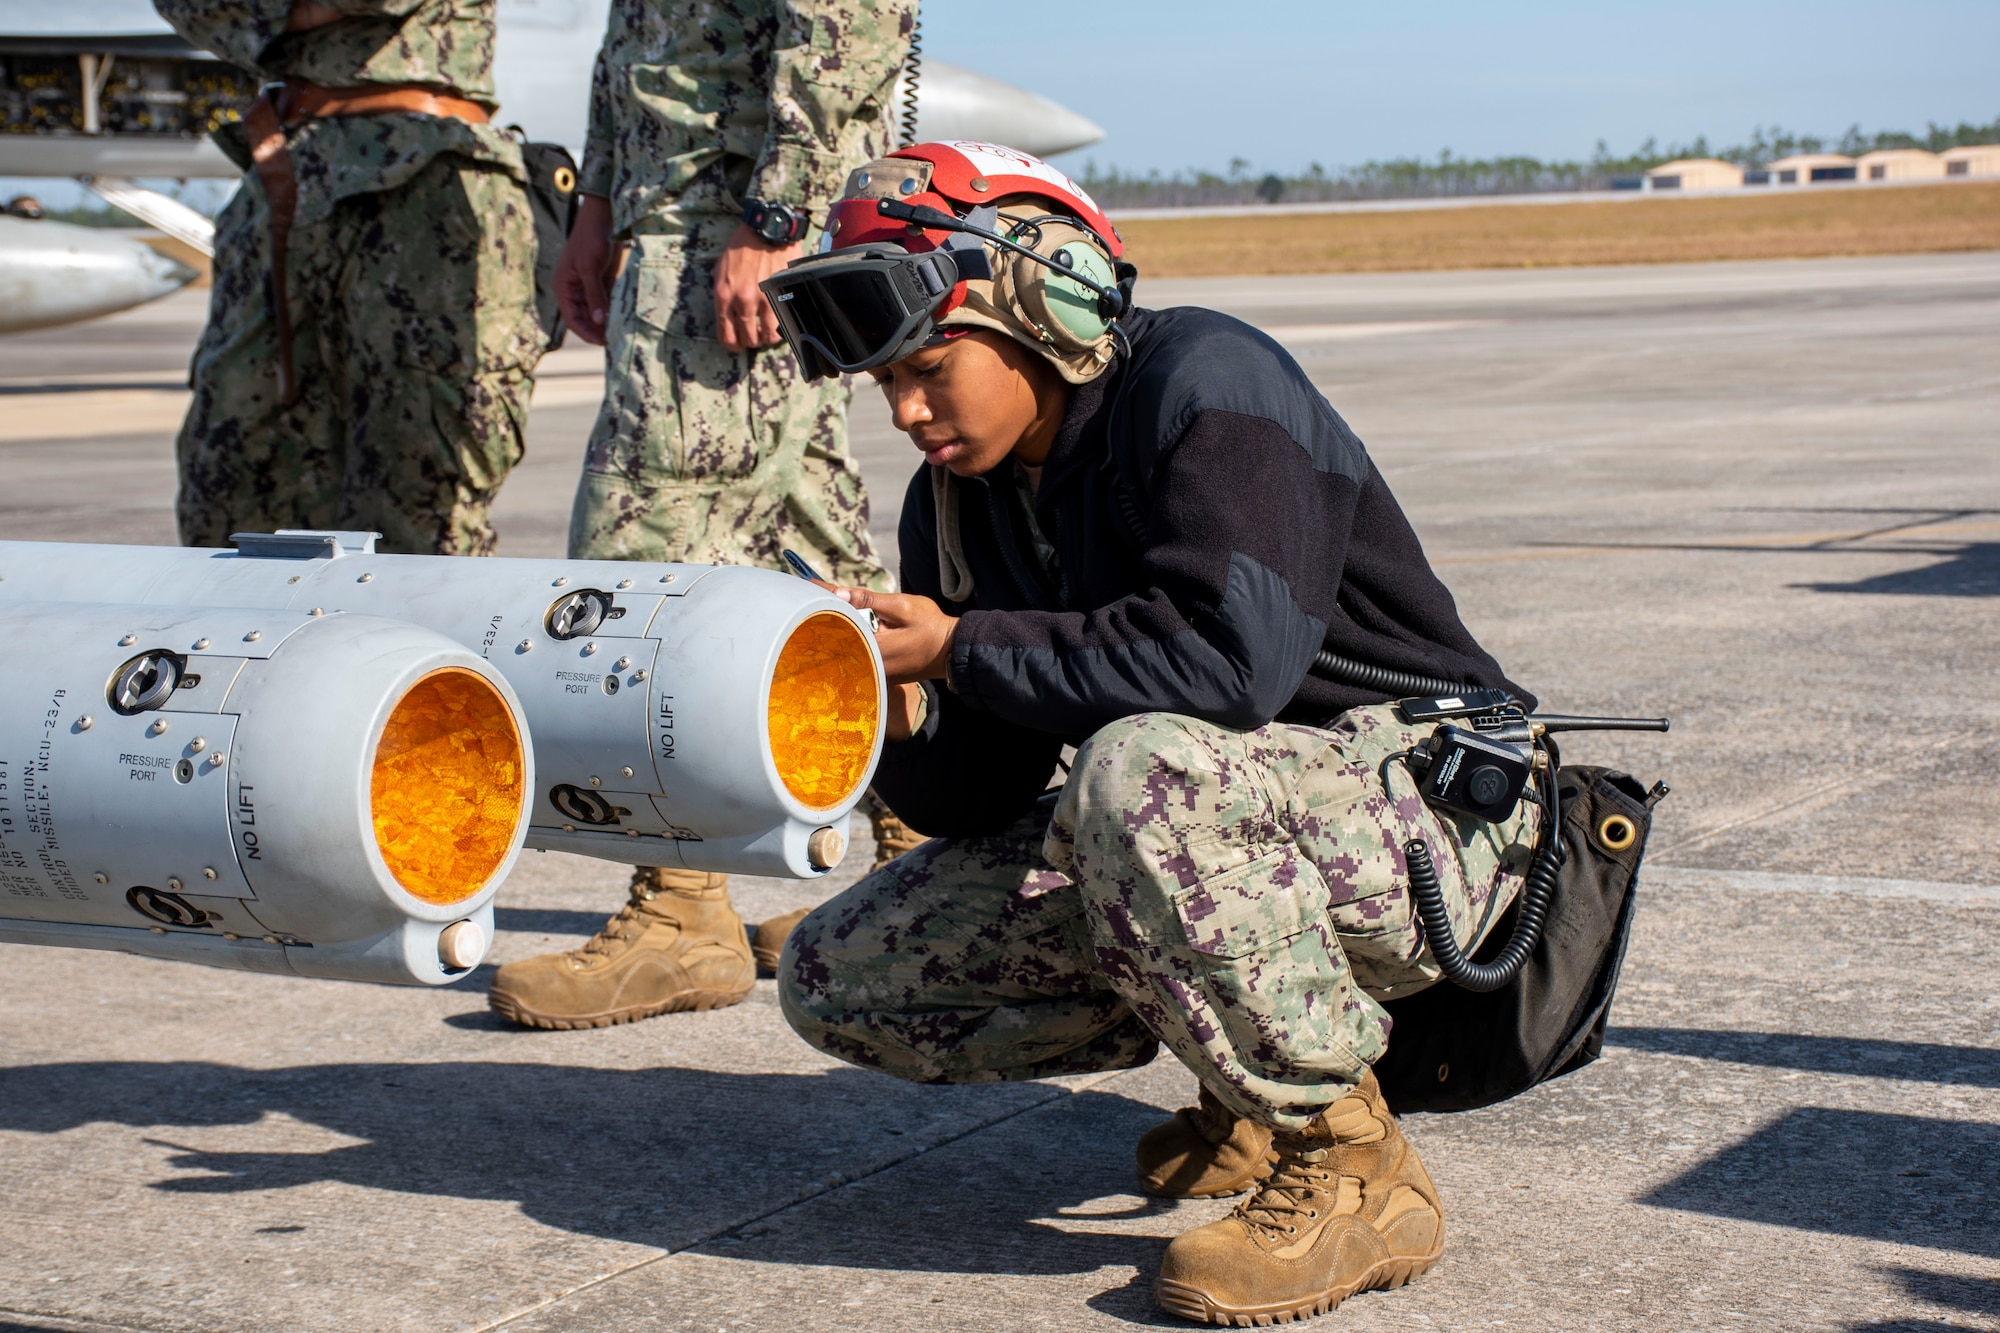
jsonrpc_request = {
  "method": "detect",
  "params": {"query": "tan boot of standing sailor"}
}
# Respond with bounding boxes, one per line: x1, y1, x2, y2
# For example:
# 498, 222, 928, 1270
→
488, 868, 754, 1029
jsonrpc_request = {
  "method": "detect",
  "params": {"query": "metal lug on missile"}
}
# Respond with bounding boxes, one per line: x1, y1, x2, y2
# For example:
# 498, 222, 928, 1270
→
588, 775, 602, 788
553, 577, 569, 587
76, 715, 93, 731
206, 751, 224, 767
659, 574, 675, 584
633, 669, 648, 682
147, 719, 169, 736
202, 868, 217, 880
310, 607, 325, 617
615, 656, 632, 670
188, 737, 206, 753
167, 877, 182, 891
192, 637, 210, 650
358, 573, 374, 583
518, 639, 533, 652
581, 642, 598, 656
93, 873, 108, 885
620, 766, 634, 778
616, 579, 633, 590
119, 634, 137, 647
244, 630, 262, 643
438, 919, 486, 971
807, 826, 847, 871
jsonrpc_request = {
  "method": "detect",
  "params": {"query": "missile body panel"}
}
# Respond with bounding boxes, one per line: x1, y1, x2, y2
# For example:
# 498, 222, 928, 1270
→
0, 534, 886, 879
0, 216, 199, 335
0, 603, 531, 984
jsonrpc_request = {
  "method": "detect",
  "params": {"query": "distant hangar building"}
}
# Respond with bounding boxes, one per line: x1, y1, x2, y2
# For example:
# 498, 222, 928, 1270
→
1942, 144, 2000, 177
1765, 153, 1857, 184
1644, 158, 1745, 190
1855, 149, 1945, 180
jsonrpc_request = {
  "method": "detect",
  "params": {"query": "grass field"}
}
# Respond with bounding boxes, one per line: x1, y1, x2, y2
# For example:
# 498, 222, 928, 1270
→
1114, 181, 2000, 277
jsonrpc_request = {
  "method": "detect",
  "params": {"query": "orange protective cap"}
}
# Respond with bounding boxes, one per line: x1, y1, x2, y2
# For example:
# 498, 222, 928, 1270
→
767, 612, 880, 811
370, 667, 525, 905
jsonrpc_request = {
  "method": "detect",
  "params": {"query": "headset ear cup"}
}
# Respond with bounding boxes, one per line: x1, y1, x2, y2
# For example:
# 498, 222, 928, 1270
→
1004, 221, 1118, 352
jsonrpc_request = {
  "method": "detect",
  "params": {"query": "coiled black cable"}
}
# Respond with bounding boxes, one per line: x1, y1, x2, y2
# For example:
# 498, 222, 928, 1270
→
1404, 759, 1563, 992
898, 8, 922, 147
1310, 648, 1465, 699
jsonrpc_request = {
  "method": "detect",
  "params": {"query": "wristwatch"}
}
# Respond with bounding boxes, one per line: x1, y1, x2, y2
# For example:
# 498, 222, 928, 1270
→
743, 197, 809, 246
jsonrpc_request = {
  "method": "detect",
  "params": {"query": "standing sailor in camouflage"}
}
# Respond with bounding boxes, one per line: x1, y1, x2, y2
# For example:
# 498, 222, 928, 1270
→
157, 0, 544, 556
765, 144, 1539, 1325
486, 0, 916, 1031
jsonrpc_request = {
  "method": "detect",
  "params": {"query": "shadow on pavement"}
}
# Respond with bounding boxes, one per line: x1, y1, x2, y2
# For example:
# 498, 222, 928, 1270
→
1884, 1265, 2000, 1315
0, 1059, 1170, 1279
494, 907, 615, 936
1799, 543, 2000, 597
1641, 1108, 2000, 1259
1609, 1028, 2000, 1087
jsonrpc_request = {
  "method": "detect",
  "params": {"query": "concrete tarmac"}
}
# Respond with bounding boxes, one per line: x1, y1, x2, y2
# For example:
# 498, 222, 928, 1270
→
1, 252, 1996, 1333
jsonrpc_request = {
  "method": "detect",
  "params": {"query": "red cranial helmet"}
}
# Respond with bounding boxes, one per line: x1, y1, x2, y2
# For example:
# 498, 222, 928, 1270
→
827, 141, 1121, 255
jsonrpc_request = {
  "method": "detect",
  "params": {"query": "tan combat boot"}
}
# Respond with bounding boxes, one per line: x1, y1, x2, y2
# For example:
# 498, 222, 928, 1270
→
488, 868, 754, 1029
749, 803, 929, 974
1154, 1070, 1444, 1325
1136, 1085, 1277, 1198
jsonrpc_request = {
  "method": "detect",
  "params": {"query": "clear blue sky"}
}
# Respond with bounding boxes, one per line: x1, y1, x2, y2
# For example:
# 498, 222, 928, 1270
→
924, 0, 2000, 173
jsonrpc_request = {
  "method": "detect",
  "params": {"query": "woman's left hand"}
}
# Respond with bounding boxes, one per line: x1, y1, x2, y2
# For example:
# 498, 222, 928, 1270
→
826, 586, 956, 684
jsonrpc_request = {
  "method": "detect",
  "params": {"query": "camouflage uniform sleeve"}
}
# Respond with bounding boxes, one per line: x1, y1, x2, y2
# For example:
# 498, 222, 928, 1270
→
319, 0, 429, 13
152, 0, 296, 72
747, 0, 912, 216
577, 30, 615, 198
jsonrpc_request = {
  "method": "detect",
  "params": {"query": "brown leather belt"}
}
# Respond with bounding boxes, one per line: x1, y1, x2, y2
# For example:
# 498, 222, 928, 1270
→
246, 80, 491, 404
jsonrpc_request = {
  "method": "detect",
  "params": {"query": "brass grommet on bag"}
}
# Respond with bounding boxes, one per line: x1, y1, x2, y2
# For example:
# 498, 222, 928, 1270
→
1596, 813, 1637, 852
552, 165, 576, 194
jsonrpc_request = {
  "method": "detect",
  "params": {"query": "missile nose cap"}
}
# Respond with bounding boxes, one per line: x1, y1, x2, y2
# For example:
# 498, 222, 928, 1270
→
807, 826, 847, 871
439, 919, 487, 971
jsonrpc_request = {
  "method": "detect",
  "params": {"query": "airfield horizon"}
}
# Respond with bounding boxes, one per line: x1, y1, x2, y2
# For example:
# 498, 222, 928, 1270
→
1118, 180, 2000, 278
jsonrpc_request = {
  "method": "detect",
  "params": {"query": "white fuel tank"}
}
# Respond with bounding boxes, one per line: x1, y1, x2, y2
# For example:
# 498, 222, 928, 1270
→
0, 534, 886, 879
0, 603, 532, 984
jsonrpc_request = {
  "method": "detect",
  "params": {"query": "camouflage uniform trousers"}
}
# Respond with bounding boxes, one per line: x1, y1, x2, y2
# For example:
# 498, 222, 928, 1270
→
177, 151, 543, 556
567, 211, 892, 591
780, 704, 1539, 1132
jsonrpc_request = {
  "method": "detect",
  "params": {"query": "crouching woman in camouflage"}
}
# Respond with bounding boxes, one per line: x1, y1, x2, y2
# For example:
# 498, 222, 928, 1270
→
763, 143, 1539, 1326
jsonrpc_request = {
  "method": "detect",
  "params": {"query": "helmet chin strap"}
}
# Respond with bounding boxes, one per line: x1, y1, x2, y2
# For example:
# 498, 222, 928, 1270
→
875, 198, 1127, 320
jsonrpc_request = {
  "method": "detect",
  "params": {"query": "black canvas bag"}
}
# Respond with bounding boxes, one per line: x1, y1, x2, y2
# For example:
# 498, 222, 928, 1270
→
516, 136, 581, 350
1371, 765, 1663, 1113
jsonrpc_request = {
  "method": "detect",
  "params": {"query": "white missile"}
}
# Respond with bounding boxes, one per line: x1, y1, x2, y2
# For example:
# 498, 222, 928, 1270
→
0, 215, 198, 335
0, 533, 886, 880
0, 603, 532, 985
894, 60, 1105, 161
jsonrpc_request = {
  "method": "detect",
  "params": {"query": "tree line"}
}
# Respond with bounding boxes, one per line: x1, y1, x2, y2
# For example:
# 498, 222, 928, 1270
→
1079, 115, 2000, 208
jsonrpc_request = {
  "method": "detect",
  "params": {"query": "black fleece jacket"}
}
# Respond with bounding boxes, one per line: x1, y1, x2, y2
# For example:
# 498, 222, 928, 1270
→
874, 305, 1530, 838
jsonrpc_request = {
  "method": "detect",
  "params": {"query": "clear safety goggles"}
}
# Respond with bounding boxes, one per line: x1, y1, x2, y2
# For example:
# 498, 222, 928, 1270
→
760, 244, 962, 381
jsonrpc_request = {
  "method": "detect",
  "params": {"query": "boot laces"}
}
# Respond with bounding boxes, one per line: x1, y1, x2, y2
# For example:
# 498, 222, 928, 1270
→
571, 893, 659, 964
1234, 1144, 1334, 1237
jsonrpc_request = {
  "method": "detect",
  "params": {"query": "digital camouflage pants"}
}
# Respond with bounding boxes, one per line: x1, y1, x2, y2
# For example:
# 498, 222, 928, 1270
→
177, 153, 543, 555
781, 704, 1538, 1132
567, 213, 893, 591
